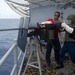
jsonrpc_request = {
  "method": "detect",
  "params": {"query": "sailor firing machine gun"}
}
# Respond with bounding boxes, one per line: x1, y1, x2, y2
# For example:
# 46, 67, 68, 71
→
27, 23, 62, 41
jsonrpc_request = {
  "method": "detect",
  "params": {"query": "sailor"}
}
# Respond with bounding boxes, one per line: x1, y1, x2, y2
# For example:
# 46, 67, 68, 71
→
41, 11, 61, 67
56, 14, 75, 69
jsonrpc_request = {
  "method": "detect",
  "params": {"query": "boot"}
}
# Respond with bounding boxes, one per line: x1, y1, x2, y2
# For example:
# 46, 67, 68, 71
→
55, 62, 64, 69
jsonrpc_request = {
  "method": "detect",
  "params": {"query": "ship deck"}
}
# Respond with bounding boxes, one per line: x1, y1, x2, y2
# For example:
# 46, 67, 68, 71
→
21, 43, 75, 75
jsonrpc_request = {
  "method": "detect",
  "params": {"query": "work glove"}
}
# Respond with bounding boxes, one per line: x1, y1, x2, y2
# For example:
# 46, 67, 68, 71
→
61, 22, 74, 33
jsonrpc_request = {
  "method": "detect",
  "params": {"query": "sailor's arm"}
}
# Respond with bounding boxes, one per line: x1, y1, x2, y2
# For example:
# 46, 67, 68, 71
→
61, 23, 74, 34
40, 21, 52, 28
41, 21, 52, 24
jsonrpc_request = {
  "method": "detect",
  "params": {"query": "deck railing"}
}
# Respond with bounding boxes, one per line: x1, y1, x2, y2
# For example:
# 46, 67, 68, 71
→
0, 39, 25, 75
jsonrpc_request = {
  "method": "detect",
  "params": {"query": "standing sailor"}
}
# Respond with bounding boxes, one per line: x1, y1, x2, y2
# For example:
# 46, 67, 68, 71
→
41, 11, 61, 67
56, 14, 75, 69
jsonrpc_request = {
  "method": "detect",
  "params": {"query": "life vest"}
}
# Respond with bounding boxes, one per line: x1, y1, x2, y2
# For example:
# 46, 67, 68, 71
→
65, 24, 75, 42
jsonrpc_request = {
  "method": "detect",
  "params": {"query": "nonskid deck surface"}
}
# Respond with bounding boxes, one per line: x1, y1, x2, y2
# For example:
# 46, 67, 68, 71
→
21, 56, 75, 75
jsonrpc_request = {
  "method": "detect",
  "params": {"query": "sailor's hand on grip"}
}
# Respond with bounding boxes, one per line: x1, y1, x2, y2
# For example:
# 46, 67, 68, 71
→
39, 21, 52, 28
61, 23, 67, 28
61, 22, 74, 33
39, 24, 45, 28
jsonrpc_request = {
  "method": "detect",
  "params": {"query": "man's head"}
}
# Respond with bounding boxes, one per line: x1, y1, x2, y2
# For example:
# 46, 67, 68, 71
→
54, 11, 60, 21
67, 14, 75, 24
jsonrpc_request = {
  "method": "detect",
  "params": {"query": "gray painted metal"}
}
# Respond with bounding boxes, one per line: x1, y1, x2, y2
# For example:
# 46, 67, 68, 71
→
17, 17, 29, 52
0, 28, 27, 31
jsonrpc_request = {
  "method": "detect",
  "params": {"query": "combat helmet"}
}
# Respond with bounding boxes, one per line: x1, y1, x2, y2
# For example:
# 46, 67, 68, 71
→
67, 14, 75, 24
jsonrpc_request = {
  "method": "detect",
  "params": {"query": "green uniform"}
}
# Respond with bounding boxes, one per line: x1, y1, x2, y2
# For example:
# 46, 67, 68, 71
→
59, 14, 75, 64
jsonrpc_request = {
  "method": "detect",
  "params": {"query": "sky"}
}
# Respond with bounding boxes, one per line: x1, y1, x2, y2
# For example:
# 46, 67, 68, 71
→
0, 0, 21, 19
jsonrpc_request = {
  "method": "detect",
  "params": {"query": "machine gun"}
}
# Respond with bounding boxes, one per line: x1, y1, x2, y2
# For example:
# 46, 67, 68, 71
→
28, 23, 62, 41
37, 23, 62, 29
38, 23, 62, 41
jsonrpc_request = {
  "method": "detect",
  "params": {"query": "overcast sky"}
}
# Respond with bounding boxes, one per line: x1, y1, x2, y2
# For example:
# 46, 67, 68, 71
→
0, 0, 21, 19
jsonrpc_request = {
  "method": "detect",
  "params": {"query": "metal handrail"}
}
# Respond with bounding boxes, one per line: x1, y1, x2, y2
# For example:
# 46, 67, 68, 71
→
0, 42, 17, 67
0, 28, 27, 31
0, 40, 25, 75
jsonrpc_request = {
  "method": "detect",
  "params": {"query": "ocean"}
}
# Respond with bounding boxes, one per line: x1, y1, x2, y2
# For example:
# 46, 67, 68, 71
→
0, 19, 20, 75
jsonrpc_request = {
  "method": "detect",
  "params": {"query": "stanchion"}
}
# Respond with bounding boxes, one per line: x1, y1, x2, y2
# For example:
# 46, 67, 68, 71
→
23, 36, 42, 75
